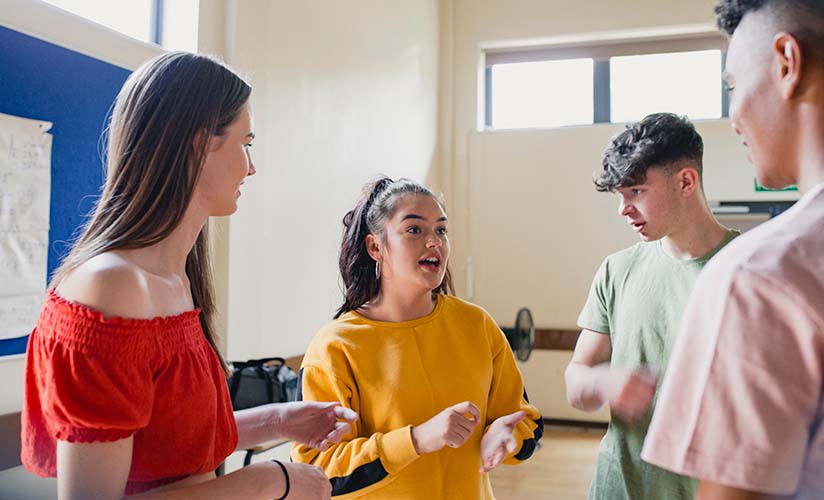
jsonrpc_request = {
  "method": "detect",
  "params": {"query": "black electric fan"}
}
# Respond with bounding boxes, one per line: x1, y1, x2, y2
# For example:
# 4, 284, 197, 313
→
501, 307, 535, 362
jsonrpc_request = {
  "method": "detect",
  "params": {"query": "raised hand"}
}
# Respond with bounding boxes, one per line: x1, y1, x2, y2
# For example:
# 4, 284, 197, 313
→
411, 401, 481, 454
479, 410, 526, 472
279, 401, 358, 451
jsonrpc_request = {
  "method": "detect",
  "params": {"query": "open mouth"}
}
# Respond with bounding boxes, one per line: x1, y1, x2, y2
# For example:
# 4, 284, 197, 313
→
631, 221, 646, 232
419, 256, 441, 272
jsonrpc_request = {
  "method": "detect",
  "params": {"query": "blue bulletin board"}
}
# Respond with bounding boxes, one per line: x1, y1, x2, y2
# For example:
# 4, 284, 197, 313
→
0, 25, 132, 356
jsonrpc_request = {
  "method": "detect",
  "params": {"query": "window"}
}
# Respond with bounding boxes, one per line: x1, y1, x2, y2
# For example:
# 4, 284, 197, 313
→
490, 59, 594, 129
610, 50, 722, 122
484, 32, 727, 129
159, 0, 199, 53
42, 0, 198, 52
44, 0, 154, 43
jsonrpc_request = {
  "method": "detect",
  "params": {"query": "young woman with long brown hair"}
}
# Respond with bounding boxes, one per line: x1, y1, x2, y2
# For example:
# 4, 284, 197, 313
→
20, 52, 355, 500
292, 178, 543, 499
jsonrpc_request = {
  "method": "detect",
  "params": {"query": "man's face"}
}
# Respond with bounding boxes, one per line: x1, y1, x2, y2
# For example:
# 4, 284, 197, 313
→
616, 168, 685, 242
725, 12, 798, 188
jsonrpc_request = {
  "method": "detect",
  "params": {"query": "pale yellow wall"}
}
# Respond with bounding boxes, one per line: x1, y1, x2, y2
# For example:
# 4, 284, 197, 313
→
225, 0, 441, 359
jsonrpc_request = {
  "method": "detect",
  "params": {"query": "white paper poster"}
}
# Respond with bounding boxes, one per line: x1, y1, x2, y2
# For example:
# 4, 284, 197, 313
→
0, 112, 52, 340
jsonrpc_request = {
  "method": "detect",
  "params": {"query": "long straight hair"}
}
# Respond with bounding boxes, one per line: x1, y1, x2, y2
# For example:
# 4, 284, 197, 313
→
335, 177, 454, 318
50, 52, 251, 373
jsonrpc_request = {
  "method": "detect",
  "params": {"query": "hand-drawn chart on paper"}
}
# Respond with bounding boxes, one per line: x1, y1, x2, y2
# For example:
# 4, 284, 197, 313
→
0, 112, 52, 340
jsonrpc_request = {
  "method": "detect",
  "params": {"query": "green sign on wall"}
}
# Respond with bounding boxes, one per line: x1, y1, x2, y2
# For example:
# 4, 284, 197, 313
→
754, 178, 798, 192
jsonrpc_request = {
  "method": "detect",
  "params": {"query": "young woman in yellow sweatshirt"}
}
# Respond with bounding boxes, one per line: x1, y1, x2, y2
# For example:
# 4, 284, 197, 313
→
292, 178, 543, 499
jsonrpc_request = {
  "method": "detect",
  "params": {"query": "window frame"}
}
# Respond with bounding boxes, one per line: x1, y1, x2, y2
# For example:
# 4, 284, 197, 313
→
150, 0, 163, 45
483, 32, 729, 128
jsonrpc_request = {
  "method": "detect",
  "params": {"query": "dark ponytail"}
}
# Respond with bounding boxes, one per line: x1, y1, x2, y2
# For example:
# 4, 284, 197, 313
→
334, 177, 453, 318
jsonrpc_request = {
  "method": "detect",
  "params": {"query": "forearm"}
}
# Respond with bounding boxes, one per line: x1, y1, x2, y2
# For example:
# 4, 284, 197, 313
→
564, 361, 610, 412
130, 461, 284, 500
234, 403, 286, 450
293, 425, 418, 497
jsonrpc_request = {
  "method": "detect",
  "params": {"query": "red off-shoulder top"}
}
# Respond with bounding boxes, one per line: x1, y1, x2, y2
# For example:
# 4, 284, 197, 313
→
21, 291, 238, 495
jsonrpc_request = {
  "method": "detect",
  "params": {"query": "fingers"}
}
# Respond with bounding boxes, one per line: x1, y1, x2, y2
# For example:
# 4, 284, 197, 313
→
444, 421, 474, 447
454, 414, 478, 433
479, 447, 506, 472
505, 436, 518, 454
332, 404, 359, 422
610, 370, 656, 421
327, 421, 351, 443
318, 421, 353, 451
499, 410, 526, 428
479, 435, 517, 472
612, 386, 654, 420
450, 401, 481, 423
447, 402, 481, 442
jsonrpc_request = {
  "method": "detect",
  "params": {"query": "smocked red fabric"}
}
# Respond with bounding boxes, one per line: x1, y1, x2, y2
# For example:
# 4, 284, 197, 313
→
21, 291, 238, 495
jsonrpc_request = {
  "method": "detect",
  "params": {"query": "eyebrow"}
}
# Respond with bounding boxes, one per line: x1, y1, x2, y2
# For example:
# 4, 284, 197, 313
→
246, 132, 256, 139
401, 213, 448, 222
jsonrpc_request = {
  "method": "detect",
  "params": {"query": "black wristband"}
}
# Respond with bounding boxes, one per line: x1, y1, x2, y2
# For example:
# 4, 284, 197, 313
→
271, 459, 290, 500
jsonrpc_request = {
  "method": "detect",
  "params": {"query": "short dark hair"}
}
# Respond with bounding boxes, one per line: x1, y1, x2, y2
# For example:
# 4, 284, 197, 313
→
595, 113, 704, 192
715, 1, 824, 57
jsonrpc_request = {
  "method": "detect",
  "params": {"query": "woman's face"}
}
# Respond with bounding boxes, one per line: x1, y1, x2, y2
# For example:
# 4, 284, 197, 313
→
194, 102, 256, 217
371, 194, 450, 296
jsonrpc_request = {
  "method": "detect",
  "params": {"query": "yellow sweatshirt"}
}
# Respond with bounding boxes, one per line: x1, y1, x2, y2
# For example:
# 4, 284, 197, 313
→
291, 295, 543, 499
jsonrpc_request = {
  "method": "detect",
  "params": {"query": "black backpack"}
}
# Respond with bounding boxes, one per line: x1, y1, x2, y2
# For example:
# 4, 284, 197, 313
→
227, 357, 298, 410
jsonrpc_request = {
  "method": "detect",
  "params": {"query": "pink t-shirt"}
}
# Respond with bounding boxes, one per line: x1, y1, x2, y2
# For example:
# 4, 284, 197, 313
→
642, 182, 824, 499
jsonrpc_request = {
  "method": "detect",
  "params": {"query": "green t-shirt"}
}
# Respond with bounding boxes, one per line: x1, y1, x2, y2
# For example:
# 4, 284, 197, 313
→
578, 230, 739, 500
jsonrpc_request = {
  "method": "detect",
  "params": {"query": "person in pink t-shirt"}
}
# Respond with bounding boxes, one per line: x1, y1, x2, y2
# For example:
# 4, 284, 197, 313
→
641, 1, 824, 500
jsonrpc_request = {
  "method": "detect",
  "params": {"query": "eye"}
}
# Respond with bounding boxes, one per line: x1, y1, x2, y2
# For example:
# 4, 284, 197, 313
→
244, 143, 253, 149
631, 189, 642, 196
437, 227, 448, 235
723, 81, 735, 93
406, 226, 421, 234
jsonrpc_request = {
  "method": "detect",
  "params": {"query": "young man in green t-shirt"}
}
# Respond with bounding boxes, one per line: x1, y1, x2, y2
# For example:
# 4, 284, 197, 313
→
565, 112, 738, 500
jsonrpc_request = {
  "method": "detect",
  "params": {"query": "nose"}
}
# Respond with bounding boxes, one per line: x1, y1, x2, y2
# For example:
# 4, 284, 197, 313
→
618, 196, 633, 217
426, 233, 442, 248
730, 121, 742, 137
246, 152, 256, 176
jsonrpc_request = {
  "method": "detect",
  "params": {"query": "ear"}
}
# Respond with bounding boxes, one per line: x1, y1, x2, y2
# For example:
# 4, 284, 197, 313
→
677, 166, 699, 197
365, 233, 382, 262
773, 33, 803, 99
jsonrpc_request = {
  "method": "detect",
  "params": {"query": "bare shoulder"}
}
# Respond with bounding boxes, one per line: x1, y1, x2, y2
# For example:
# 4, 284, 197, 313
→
55, 252, 151, 319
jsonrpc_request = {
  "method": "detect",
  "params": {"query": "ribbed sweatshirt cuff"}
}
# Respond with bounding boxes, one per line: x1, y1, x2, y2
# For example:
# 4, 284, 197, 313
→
377, 425, 419, 474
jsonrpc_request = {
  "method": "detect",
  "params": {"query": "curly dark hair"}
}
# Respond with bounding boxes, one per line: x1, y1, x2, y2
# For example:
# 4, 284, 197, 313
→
594, 113, 704, 192
715, 0, 824, 44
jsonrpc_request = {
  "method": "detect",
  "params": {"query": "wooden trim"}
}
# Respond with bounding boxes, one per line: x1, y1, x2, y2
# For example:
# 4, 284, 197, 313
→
534, 329, 581, 351
543, 417, 608, 430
